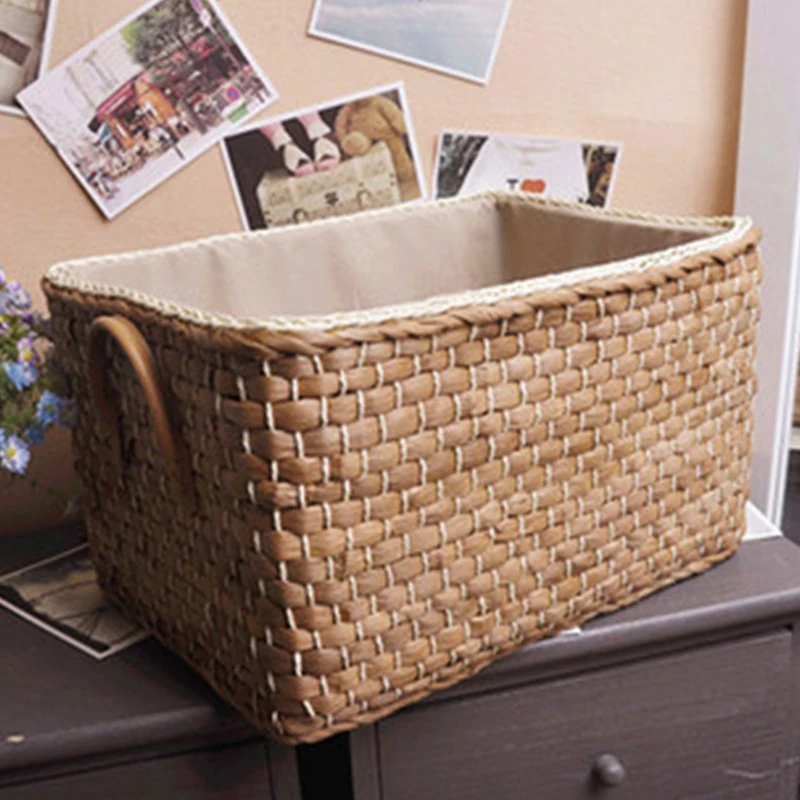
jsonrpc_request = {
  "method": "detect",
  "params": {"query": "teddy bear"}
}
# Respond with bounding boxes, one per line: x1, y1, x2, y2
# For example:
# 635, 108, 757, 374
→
334, 95, 415, 182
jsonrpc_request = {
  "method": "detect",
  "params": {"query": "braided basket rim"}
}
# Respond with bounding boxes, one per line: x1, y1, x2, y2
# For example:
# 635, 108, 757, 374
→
44, 190, 752, 333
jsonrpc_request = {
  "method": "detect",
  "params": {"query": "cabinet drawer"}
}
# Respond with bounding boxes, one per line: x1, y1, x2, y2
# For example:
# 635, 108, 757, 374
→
373, 631, 792, 800
0, 742, 271, 800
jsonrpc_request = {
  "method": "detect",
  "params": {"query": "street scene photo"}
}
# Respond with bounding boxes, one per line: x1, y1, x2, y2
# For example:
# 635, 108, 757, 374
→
18, 0, 276, 217
0, 0, 55, 114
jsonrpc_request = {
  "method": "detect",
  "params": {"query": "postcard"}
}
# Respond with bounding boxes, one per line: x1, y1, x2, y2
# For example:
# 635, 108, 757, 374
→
434, 131, 622, 208
309, 0, 513, 85
0, 544, 148, 659
0, 0, 58, 115
17, 0, 277, 218
221, 82, 425, 231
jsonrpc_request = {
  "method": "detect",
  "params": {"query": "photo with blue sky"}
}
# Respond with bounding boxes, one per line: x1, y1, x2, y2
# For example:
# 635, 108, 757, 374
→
310, 0, 512, 83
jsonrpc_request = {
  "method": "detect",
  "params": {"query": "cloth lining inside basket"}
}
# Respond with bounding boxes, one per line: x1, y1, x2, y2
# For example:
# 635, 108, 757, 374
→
47, 193, 742, 329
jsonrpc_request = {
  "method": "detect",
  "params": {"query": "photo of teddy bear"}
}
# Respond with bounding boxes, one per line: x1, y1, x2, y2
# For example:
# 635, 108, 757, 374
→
222, 83, 424, 230
335, 94, 416, 182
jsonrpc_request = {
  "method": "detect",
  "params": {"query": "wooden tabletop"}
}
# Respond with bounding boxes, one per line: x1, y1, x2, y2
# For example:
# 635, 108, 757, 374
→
1, 526, 798, 786
0, 526, 256, 788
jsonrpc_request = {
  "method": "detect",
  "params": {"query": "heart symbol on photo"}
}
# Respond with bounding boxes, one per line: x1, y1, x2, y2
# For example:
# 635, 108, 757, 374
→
521, 178, 547, 194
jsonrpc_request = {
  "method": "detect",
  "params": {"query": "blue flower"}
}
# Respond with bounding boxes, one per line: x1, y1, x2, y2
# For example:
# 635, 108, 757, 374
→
0, 432, 30, 475
16, 336, 37, 366
6, 307, 38, 327
25, 424, 46, 445
6, 281, 31, 310
13, 309, 40, 327
36, 390, 62, 426
2, 361, 38, 391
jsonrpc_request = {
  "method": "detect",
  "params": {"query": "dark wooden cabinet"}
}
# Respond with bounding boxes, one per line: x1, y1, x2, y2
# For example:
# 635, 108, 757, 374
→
3, 528, 800, 799
369, 632, 791, 800
2, 743, 273, 800
0, 526, 298, 800
348, 536, 800, 800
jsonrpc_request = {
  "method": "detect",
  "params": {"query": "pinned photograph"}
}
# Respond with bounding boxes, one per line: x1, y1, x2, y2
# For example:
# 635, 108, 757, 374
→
222, 82, 425, 231
434, 131, 622, 208
17, 0, 277, 218
0, 545, 148, 659
309, 0, 513, 85
0, 0, 57, 115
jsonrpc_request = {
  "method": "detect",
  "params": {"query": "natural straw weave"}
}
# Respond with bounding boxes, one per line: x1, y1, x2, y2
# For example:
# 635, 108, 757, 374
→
43, 193, 762, 745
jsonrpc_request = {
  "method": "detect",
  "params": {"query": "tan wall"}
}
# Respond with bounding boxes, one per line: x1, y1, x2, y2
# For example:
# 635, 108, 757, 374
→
0, 0, 748, 533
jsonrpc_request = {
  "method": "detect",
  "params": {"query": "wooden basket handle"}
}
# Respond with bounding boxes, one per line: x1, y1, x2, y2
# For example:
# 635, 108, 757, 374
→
88, 315, 192, 500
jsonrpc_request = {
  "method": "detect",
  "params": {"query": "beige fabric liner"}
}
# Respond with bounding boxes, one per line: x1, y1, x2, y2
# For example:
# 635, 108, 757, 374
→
46, 192, 752, 331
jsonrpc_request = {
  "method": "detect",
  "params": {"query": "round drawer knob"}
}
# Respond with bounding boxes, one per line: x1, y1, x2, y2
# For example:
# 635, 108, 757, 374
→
593, 753, 626, 787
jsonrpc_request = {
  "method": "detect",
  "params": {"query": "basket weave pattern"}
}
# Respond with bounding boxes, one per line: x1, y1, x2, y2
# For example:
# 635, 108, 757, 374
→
45, 227, 761, 745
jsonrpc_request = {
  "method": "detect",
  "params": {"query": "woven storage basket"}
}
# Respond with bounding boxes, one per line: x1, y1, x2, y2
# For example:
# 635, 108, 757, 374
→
43, 192, 762, 745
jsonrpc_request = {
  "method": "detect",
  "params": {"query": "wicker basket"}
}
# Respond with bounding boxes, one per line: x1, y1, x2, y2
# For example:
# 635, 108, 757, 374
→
43, 192, 762, 745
